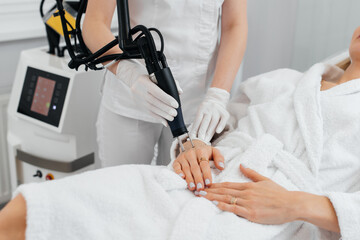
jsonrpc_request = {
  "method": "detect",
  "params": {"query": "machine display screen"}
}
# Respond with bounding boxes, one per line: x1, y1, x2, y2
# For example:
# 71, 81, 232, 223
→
30, 77, 56, 116
18, 67, 70, 127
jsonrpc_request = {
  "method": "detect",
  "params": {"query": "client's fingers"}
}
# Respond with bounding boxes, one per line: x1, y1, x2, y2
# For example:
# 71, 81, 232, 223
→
185, 150, 204, 191
212, 147, 225, 170
216, 202, 249, 220
198, 191, 250, 219
178, 157, 195, 190
172, 161, 185, 179
197, 191, 246, 206
200, 161, 212, 187
209, 182, 252, 191
205, 188, 247, 199
196, 147, 212, 187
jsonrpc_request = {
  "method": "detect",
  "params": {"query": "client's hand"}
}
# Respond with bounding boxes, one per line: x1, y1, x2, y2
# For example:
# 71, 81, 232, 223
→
199, 164, 296, 225
173, 140, 225, 191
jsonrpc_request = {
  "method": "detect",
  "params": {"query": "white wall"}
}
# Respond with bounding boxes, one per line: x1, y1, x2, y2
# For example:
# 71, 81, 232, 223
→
242, 0, 299, 80
0, 37, 48, 95
291, 0, 360, 71
243, 0, 360, 80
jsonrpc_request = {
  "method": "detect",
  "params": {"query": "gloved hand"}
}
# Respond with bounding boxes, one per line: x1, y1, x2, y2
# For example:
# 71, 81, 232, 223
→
116, 60, 183, 126
190, 87, 230, 143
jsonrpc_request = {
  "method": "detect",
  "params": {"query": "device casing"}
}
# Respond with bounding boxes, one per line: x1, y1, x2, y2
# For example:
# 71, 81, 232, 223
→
7, 47, 103, 190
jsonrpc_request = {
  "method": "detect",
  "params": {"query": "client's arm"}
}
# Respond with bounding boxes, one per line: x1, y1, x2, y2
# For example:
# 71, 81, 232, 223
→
0, 195, 26, 240
199, 164, 340, 233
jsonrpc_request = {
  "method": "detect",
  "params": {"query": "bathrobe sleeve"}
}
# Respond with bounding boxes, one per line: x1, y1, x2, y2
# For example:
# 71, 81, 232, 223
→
326, 192, 360, 240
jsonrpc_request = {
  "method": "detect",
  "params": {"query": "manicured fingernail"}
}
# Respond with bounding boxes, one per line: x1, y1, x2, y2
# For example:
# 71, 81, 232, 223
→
197, 183, 203, 190
241, 163, 248, 168
179, 173, 184, 178
212, 200, 219, 206
219, 162, 225, 168
199, 191, 207, 196
194, 191, 199, 196
189, 182, 195, 189
205, 179, 211, 185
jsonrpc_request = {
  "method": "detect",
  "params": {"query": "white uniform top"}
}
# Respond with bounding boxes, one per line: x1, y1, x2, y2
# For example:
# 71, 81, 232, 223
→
101, 0, 224, 124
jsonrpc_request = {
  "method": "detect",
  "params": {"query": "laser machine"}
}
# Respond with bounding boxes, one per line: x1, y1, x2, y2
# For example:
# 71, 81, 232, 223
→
7, 2, 103, 191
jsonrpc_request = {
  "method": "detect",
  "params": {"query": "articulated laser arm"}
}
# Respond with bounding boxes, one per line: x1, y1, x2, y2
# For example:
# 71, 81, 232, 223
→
54, 0, 193, 147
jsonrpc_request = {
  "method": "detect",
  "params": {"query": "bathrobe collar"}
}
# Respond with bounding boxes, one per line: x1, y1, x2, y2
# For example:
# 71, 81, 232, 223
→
293, 63, 344, 176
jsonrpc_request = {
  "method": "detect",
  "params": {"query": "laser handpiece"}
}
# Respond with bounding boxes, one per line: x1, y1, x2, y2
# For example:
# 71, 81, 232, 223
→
117, 0, 195, 147
150, 66, 195, 150
178, 135, 195, 152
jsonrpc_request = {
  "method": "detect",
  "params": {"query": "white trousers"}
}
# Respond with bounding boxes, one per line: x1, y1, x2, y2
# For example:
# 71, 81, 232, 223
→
96, 102, 173, 167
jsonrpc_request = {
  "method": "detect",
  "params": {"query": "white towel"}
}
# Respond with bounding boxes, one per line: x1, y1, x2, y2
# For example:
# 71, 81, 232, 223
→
16, 134, 318, 240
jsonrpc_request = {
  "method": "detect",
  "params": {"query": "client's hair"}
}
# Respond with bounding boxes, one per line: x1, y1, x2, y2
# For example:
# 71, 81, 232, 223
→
337, 58, 351, 70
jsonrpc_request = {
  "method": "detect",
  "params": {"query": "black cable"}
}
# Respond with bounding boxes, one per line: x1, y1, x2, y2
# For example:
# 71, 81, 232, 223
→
132, 25, 160, 66
64, 19, 78, 53
55, 0, 77, 60
41, 1, 59, 21
149, 28, 164, 54
84, 38, 119, 62
40, 0, 45, 17
54, 0, 163, 72
92, 54, 133, 65
70, 38, 121, 70
133, 32, 145, 42
134, 28, 164, 54
75, 0, 90, 55
55, 0, 122, 69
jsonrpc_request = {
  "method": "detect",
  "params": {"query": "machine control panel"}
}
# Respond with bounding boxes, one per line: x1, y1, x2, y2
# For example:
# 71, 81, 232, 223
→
17, 67, 69, 127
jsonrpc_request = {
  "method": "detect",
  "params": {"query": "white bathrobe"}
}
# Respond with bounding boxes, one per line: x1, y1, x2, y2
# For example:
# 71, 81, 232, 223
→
15, 63, 360, 240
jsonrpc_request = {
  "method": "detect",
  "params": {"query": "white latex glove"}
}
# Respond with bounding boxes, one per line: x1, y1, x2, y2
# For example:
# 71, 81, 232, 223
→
116, 60, 183, 126
190, 87, 230, 143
